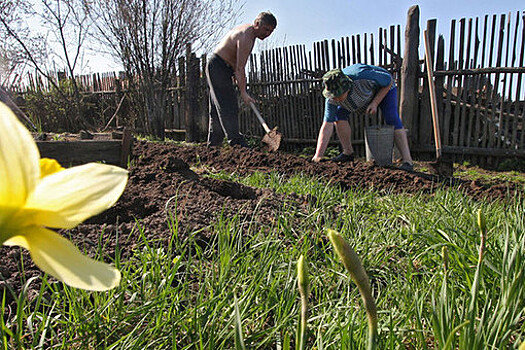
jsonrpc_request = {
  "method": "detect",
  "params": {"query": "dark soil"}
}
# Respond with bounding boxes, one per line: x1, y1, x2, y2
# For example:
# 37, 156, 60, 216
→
1, 141, 523, 313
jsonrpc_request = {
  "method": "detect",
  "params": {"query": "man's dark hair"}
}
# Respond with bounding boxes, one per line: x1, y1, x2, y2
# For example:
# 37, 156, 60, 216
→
256, 12, 277, 28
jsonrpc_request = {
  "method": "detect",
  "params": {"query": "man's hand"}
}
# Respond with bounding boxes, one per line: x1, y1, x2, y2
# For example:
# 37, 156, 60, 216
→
366, 101, 378, 115
311, 155, 323, 162
241, 91, 256, 105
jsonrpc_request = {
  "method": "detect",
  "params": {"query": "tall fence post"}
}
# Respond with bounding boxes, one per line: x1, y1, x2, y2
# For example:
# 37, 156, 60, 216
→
419, 19, 437, 146
399, 5, 420, 145
199, 54, 208, 141
185, 43, 198, 142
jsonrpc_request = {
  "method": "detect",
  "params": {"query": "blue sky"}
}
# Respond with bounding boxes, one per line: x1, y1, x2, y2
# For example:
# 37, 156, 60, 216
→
86, 0, 523, 72
238, 0, 522, 49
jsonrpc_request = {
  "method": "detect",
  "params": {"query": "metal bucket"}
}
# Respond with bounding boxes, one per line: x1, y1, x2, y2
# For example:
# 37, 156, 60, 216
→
365, 125, 395, 166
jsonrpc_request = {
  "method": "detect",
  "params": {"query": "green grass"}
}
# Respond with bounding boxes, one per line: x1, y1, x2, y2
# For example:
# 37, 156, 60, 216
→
454, 163, 525, 185
2, 170, 525, 349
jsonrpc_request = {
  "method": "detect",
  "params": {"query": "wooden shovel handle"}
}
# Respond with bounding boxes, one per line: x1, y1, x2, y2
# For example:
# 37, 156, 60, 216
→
424, 29, 442, 158
249, 102, 271, 133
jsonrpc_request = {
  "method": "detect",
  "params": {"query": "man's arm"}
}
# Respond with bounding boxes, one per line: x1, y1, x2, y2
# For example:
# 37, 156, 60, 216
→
235, 34, 255, 104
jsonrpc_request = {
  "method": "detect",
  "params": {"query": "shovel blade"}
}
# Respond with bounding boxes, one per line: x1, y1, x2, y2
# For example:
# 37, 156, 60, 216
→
262, 128, 282, 152
429, 157, 454, 177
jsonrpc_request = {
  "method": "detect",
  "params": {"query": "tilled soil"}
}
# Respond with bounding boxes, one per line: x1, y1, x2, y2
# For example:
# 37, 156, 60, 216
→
1, 141, 522, 313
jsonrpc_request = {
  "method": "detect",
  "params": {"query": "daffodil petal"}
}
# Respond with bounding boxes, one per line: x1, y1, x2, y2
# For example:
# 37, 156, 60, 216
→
0, 102, 40, 225
4, 227, 121, 291
25, 163, 128, 228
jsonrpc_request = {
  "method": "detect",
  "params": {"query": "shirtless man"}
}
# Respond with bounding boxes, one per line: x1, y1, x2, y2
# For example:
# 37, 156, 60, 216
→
206, 12, 277, 147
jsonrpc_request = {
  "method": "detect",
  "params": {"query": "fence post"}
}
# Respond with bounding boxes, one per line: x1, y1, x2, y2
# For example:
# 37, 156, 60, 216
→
200, 54, 208, 142
399, 5, 420, 145
435, 35, 445, 142
178, 56, 186, 130
185, 43, 199, 142
419, 19, 437, 146
115, 78, 121, 128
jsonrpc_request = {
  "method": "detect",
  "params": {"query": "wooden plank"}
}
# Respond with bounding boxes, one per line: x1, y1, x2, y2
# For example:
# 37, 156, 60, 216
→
396, 24, 402, 67
37, 140, 123, 167
498, 13, 513, 149
466, 17, 481, 149
331, 39, 337, 68
290, 46, 299, 139
459, 18, 473, 147
435, 35, 446, 145
389, 25, 395, 68
282, 47, 293, 137
177, 56, 186, 130
309, 47, 320, 140
351, 35, 357, 64
399, 5, 420, 142
434, 67, 525, 75
420, 19, 436, 146
369, 33, 375, 66
119, 128, 133, 167
518, 12, 525, 150
356, 34, 362, 63
382, 28, 388, 66
322, 40, 330, 71
345, 36, 351, 67
480, 14, 498, 159
414, 145, 525, 158
493, 13, 506, 148
451, 18, 465, 147
474, 16, 489, 159
363, 34, 368, 64
337, 40, 342, 67
340, 37, 346, 67
505, 12, 519, 149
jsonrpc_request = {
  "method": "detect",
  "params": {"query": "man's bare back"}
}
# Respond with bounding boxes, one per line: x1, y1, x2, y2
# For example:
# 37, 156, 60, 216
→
214, 24, 255, 70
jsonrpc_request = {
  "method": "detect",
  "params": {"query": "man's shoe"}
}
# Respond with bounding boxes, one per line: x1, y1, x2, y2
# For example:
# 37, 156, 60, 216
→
331, 153, 354, 162
399, 162, 414, 171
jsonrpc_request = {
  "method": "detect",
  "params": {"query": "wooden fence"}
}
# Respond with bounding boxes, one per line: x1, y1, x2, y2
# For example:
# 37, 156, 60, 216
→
11, 6, 525, 167
239, 6, 525, 166
238, 20, 404, 157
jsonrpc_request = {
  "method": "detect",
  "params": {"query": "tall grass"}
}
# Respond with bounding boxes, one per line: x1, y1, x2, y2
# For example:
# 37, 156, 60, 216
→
1, 170, 524, 349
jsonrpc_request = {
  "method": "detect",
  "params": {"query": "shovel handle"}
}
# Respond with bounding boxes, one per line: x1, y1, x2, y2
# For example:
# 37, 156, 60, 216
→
249, 102, 272, 133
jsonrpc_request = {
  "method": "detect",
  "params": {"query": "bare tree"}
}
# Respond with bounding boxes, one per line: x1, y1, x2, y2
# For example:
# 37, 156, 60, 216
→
86, 0, 242, 137
0, 0, 95, 130
0, 0, 34, 88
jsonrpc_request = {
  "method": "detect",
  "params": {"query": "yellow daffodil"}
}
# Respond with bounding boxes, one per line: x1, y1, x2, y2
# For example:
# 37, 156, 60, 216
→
0, 102, 128, 291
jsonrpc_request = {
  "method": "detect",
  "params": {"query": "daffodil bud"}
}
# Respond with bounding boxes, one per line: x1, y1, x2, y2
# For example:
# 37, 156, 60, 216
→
442, 246, 448, 272
327, 229, 377, 349
477, 209, 486, 235
297, 254, 309, 297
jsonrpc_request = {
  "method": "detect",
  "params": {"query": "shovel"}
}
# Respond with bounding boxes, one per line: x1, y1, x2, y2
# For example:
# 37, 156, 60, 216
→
424, 30, 453, 177
249, 102, 282, 152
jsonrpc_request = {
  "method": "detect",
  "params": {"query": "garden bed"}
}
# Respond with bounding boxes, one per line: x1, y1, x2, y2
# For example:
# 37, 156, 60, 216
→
1, 141, 523, 312
32, 129, 133, 167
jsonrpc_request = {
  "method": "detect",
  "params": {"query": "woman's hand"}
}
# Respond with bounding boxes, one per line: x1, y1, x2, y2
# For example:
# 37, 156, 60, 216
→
366, 101, 378, 115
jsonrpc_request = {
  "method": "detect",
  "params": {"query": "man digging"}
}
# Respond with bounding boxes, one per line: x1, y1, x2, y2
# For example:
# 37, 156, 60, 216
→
206, 12, 277, 148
